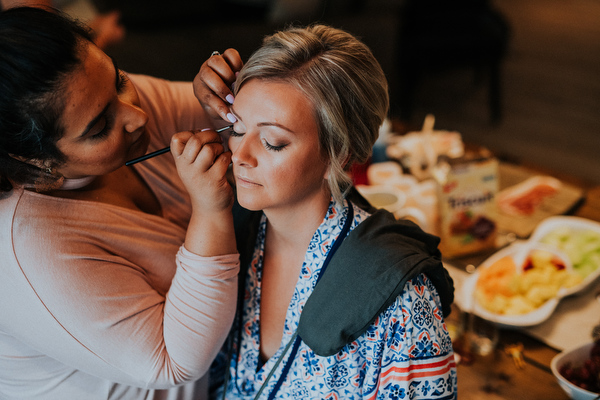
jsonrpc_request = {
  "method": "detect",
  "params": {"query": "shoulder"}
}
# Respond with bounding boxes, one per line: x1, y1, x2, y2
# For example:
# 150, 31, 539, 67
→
375, 274, 451, 351
358, 275, 456, 398
298, 207, 454, 357
129, 74, 193, 115
128, 74, 185, 98
128, 73, 212, 135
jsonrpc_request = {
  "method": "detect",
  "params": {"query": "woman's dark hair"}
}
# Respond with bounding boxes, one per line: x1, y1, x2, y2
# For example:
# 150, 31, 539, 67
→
0, 7, 94, 191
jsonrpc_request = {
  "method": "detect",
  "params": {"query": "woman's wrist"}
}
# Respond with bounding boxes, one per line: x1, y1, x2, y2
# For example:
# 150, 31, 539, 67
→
184, 209, 236, 256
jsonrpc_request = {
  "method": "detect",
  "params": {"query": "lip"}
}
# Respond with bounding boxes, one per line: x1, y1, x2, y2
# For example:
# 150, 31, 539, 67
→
236, 175, 261, 188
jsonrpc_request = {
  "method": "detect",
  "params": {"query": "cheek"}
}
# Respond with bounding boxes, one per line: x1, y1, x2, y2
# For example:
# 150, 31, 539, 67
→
272, 154, 321, 189
80, 137, 126, 165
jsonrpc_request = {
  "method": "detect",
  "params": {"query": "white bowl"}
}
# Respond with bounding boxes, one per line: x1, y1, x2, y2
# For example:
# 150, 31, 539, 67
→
551, 342, 600, 400
366, 161, 403, 185
528, 216, 600, 286
355, 185, 406, 215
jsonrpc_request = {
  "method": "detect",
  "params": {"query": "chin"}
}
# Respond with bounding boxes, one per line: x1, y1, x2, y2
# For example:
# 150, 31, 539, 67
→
236, 198, 262, 211
235, 192, 265, 211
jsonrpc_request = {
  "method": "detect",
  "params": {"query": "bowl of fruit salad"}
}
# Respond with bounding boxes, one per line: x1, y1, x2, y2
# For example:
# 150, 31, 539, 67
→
551, 340, 600, 400
463, 242, 582, 327
459, 216, 600, 327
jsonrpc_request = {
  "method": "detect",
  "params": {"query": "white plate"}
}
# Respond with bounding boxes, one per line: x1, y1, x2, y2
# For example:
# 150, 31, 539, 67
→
462, 243, 562, 327
462, 216, 600, 327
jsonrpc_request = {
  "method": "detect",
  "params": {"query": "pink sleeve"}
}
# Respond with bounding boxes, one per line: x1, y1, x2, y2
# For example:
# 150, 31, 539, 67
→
7, 196, 239, 389
162, 246, 239, 383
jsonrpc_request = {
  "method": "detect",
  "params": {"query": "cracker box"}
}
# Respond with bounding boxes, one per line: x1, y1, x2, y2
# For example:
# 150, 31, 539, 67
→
436, 149, 499, 258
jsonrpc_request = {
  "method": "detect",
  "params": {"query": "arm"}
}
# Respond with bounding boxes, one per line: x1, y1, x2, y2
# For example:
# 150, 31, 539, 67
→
8, 199, 238, 388
170, 128, 236, 256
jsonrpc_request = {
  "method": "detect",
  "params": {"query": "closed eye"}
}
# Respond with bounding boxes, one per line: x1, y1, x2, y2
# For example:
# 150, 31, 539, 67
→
263, 139, 287, 151
90, 115, 114, 140
228, 126, 288, 151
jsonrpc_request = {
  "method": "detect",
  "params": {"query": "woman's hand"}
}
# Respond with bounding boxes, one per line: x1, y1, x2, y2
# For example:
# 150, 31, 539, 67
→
193, 49, 243, 123
171, 129, 233, 213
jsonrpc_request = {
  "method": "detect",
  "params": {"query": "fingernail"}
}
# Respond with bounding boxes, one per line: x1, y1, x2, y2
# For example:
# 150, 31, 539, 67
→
226, 113, 237, 123
235, 71, 239, 77
226, 94, 235, 104
201, 128, 211, 131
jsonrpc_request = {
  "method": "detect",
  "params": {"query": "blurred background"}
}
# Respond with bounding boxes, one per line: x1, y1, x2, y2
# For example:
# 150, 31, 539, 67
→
82, 0, 600, 185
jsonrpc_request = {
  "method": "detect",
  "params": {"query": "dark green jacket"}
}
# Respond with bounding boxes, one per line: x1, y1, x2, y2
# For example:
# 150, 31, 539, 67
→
232, 188, 454, 357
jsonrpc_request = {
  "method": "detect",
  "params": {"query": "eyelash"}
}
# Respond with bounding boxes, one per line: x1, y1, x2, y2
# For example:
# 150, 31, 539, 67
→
264, 141, 286, 152
228, 129, 287, 152
117, 70, 129, 93
91, 117, 114, 140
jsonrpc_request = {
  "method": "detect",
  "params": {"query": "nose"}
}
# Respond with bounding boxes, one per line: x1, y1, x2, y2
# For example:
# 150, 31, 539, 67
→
122, 102, 148, 137
230, 134, 257, 168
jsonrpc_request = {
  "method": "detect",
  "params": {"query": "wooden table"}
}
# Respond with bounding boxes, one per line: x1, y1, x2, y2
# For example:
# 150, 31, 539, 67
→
446, 170, 600, 399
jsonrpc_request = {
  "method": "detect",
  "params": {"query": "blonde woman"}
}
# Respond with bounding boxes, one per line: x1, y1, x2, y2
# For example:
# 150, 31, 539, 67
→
197, 25, 456, 399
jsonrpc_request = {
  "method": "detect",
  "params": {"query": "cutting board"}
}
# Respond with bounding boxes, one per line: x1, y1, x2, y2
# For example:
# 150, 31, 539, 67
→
496, 163, 585, 238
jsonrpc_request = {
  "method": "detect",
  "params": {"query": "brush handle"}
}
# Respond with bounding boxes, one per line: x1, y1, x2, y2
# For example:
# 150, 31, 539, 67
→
125, 125, 233, 166
125, 147, 170, 166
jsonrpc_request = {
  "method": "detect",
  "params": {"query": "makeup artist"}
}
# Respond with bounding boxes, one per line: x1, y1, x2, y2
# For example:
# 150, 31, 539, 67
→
0, 7, 238, 399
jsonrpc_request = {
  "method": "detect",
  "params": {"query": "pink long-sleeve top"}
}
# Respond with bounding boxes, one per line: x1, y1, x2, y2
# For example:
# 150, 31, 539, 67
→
0, 74, 239, 400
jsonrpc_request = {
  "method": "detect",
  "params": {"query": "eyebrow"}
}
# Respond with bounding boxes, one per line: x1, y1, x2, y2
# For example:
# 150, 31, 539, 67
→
78, 58, 120, 138
229, 107, 295, 134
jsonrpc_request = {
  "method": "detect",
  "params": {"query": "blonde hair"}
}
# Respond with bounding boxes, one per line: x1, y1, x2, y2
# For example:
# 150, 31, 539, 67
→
234, 24, 389, 203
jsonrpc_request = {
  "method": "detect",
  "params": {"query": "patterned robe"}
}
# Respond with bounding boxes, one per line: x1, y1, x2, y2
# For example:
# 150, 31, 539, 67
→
213, 199, 457, 399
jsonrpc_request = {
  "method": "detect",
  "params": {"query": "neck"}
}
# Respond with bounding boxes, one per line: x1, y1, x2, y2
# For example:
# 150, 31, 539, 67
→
59, 175, 97, 190
263, 192, 331, 250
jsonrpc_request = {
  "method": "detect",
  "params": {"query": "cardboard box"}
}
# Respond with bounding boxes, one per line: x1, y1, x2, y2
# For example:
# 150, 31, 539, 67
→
436, 149, 499, 257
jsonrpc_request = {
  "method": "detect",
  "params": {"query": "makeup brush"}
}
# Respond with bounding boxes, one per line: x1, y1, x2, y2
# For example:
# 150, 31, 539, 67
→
125, 125, 233, 166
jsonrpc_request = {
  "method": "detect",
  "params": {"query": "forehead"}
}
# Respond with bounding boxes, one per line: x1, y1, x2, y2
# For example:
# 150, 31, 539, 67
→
58, 43, 114, 137
237, 79, 315, 119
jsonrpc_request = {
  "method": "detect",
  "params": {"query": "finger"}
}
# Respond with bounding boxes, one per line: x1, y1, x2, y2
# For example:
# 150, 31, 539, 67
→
189, 142, 225, 171
195, 129, 223, 145
180, 132, 223, 163
206, 55, 237, 87
193, 68, 235, 122
208, 151, 232, 175
200, 89, 233, 123
171, 130, 221, 159
170, 131, 195, 156
222, 48, 244, 74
